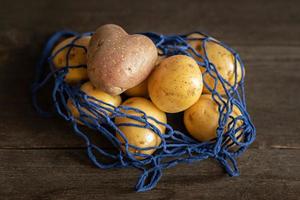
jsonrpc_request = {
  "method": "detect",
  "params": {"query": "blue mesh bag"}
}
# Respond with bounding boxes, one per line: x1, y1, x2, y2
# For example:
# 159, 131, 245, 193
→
32, 30, 256, 192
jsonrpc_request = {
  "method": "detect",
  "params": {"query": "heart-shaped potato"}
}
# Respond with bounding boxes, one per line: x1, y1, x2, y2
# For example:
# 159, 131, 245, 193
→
87, 24, 158, 95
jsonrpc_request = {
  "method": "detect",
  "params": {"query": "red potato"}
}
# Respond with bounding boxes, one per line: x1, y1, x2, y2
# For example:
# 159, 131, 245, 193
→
87, 24, 158, 95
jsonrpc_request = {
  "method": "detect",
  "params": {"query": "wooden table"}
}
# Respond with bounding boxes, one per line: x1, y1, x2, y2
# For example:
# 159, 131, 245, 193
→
1, 0, 299, 199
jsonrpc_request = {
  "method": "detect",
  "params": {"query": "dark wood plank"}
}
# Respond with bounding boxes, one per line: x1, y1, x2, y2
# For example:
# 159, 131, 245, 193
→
0, 0, 300, 46
0, 148, 299, 200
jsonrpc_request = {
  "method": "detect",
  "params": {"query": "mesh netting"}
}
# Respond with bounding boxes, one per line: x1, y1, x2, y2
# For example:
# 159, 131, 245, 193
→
32, 30, 256, 192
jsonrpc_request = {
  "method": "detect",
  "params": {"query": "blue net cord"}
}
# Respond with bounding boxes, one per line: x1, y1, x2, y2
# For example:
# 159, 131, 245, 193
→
32, 30, 256, 192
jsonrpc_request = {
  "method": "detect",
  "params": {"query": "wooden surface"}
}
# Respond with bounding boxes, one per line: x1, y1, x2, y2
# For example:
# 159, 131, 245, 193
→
0, 0, 300, 199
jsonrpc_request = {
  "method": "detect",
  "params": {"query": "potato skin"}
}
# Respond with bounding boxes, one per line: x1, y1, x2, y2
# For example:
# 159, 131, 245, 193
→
87, 24, 158, 95
52, 36, 91, 83
80, 81, 122, 112
124, 78, 149, 97
124, 54, 166, 98
115, 97, 167, 159
148, 55, 203, 113
187, 34, 243, 95
88, 24, 126, 62
67, 81, 122, 124
184, 94, 243, 142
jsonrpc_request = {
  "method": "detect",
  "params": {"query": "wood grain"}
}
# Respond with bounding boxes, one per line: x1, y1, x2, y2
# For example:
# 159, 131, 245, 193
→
0, 0, 299, 199
0, 149, 299, 200
0, 0, 299, 46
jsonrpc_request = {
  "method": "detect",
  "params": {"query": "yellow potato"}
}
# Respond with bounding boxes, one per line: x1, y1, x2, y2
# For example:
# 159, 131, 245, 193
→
81, 81, 122, 112
67, 81, 122, 124
124, 79, 149, 98
187, 33, 206, 52
148, 55, 203, 113
184, 94, 243, 143
187, 34, 243, 95
52, 36, 91, 83
115, 97, 167, 159
67, 99, 83, 124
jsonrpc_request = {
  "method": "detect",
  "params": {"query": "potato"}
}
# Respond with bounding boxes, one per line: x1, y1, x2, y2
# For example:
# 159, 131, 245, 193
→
124, 78, 149, 97
115, 97, 167, 159
187, 33, 243, 95
124, 53, 166, 98
81, 81, 122, 111
87, 24, 158, 95
67, 99, 84, 124
67, 81, 122, 124
184, 94, 243, 143
148, 55, 203, 113
52, 36, 91, 83
187, 33, 206, 50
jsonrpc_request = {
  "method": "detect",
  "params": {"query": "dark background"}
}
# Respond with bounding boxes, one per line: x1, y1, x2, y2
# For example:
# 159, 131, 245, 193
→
0, 0, 299, 199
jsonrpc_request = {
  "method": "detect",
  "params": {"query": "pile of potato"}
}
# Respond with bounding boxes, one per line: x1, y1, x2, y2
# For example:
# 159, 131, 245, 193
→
51, 24, 244, 159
